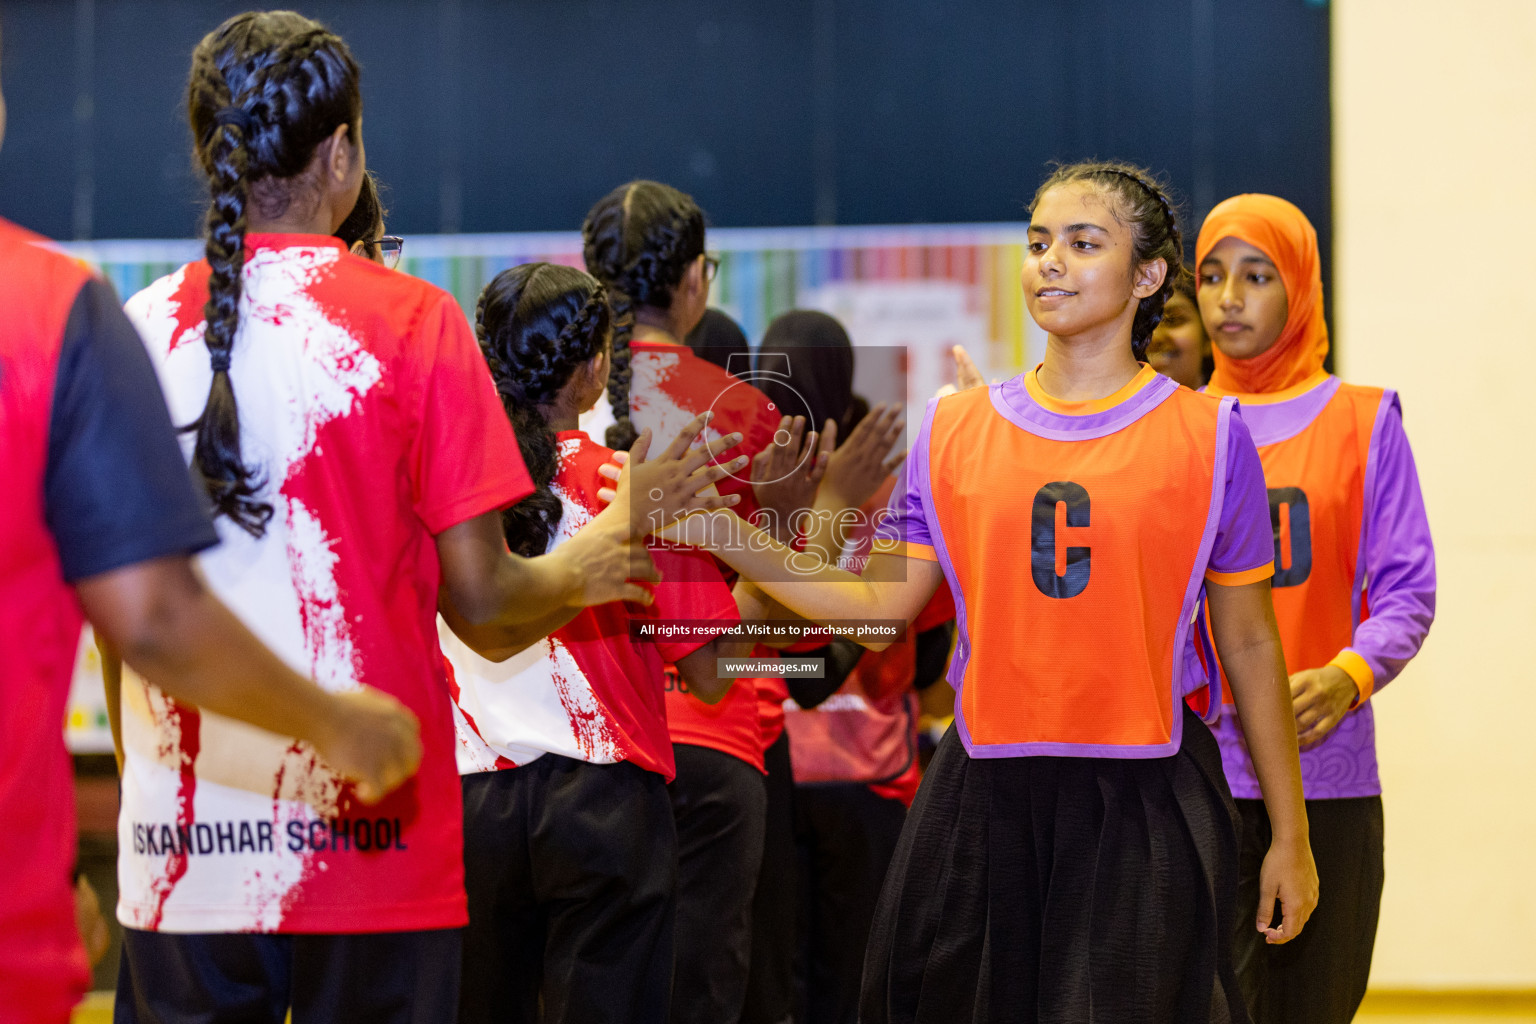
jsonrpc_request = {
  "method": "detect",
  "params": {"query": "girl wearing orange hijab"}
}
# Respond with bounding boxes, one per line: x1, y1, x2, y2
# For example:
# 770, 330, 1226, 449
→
1196, 194, 1436, 1024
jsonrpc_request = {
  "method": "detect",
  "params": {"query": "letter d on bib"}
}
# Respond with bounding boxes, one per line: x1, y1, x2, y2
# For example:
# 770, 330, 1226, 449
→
1031, 481, 1090, 599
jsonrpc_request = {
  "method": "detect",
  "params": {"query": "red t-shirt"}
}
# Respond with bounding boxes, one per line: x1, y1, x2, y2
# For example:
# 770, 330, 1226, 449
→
445, 432, 740, 781
119, 235, 532, 933
1, 220, 225, 1020
756, 672, 791, 749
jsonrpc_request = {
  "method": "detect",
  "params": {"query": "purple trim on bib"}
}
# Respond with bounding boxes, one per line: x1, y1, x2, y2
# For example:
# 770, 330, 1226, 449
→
1231, 375, 1342, 446
989, 371, 1180, 441
1173, 397, 1236, 727
910, 399, 974, 698
956, 713, 1184, 760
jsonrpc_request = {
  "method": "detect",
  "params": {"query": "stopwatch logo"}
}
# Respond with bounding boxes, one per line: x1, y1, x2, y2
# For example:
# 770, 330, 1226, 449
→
714, 351, 814, 486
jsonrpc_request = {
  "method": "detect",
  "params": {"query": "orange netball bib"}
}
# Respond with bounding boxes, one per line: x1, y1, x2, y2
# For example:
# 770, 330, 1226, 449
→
878, 366, 1274, 759
1210, 373, 1384, 694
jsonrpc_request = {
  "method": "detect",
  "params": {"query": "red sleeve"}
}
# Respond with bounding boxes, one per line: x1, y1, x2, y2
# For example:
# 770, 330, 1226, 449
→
911, 581, 956, 633
648, 546, 741, 663
409, 293, 534, 534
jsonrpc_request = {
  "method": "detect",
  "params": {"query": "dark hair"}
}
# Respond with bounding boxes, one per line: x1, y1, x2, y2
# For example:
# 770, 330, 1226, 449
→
684, 307, 750, 377
1029, 160, 1182, 360
1170, 261, 1198, 306
756, 309, 856, 436
335, 170, 385, 259
186, 11, 362, 535
581, 180, 706, 450
476, 263, 612, 558
844, 393, 870, 437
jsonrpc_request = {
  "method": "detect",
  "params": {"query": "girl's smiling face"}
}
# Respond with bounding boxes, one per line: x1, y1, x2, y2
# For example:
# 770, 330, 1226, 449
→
1197, 236, 1290, 360
1023, 182, 1164, 344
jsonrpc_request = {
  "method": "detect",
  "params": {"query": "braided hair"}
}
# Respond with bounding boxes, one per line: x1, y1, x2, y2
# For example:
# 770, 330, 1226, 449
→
581, 181, 706, 450
1030, 160, 1182, 360
185, 11, 362, 536
476, 263, 613, 558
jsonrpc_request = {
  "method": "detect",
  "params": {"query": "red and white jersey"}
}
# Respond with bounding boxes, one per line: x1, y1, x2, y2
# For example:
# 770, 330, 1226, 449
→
445, 431, 739, 781
119, 234, 532, 933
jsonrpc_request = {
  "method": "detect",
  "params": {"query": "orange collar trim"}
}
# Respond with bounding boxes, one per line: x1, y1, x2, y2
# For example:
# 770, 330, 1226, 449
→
1023, 363, 1159, 416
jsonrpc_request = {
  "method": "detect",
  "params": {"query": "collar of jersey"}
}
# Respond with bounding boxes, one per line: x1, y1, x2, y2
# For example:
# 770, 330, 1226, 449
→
243, 232, 347, 254
1204, 367, 1331, 405
990, 362, 1178, 441
1205, 373, 1341, 447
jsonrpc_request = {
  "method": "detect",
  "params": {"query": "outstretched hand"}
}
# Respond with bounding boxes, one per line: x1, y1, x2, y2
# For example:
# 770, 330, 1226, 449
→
953, 344, 987, 390
821, 402, 906, 510
596, 412, 748, 533
934, 344, 989, 398
751, 415, 833, 538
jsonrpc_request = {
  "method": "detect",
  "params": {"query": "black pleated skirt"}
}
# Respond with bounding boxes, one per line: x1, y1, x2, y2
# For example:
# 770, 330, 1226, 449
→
860, 706, 1249, 1024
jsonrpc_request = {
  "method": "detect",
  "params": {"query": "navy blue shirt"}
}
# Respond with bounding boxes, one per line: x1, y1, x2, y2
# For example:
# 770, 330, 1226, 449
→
44, 277, 218, 582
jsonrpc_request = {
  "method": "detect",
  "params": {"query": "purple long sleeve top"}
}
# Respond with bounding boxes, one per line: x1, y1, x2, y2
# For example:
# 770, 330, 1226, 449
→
1213, 374, 1436, 799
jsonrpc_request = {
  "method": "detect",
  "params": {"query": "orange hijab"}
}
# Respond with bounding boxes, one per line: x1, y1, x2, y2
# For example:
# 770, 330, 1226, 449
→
1196, 194, 1330, 396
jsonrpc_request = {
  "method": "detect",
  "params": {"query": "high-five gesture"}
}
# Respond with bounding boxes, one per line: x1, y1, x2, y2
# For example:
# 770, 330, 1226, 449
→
934, 344, 989, 399
953, 344, 987, 391
598, 412, 749, 532
750, 415, 835, 541
819, 402, 906, 512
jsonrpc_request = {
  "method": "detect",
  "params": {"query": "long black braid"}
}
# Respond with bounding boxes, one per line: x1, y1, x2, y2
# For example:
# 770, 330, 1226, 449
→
1030, 160, 1183, 361
476, 263, 613, 557
581, 180, 706, 450
185, 12, 362, 535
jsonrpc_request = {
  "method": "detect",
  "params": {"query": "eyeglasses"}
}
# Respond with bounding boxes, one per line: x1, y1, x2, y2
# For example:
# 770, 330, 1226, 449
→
702, 253, 720, 283
370, 235, 404, 270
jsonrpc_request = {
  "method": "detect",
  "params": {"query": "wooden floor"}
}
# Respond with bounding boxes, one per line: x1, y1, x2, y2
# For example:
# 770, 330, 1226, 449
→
1357, 991, 1536, 1023
70, 990, 1536, 1023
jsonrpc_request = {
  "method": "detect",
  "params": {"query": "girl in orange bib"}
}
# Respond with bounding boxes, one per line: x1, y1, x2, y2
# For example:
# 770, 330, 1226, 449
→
1196, 194, 1435, 1024
656, 161, 1318, 1023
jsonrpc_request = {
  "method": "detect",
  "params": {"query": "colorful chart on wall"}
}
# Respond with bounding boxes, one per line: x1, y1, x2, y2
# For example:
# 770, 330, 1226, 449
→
67, 221, 1040, 390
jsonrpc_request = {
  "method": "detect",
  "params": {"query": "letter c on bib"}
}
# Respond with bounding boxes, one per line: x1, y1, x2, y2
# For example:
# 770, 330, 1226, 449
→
1031, 481, 1091, 599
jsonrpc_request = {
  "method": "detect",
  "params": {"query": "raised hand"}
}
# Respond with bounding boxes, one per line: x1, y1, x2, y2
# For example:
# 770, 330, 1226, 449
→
316, 687, 424, 804
821, 402, 906, 510
953, 344, 987, 390
596, 412, 749, 535
751, 415, 834, 540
